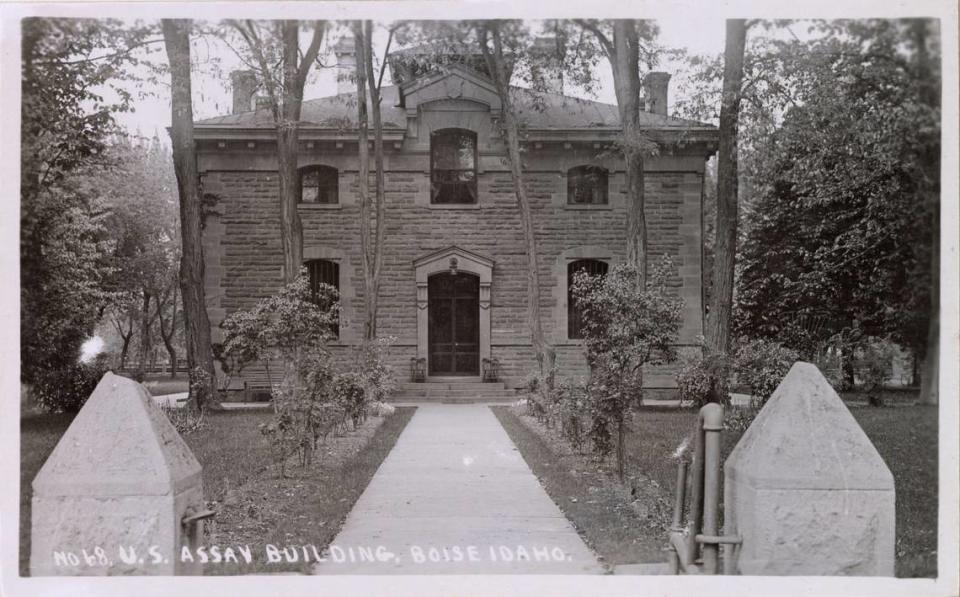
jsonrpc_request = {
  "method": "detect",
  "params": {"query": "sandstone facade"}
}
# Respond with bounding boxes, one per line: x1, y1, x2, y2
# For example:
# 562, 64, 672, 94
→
195, 60, 717, 391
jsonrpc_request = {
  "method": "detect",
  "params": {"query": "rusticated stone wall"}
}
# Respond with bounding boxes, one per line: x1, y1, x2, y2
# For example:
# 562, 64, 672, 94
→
200, 149, 705, 391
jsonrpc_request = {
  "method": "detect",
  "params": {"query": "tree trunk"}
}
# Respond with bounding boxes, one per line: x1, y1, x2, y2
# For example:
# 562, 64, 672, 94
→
354, 21, 375, 340
136, 289, 151, 381
363, 20, 387, 341
278, 20, 305, 284
158, 282, 179, 378
611, 21, 648, 285
162, 19, 218, 411
705, 19, 746, 362
479, 23, 556, 376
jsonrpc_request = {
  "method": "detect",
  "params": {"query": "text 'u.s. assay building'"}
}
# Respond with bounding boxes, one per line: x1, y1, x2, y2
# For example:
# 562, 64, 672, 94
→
194, 38, 718, 397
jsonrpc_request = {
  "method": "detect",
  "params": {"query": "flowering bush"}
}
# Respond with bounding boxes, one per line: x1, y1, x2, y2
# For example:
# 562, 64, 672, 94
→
221, 269, 340, 475
571, 257, 683, 478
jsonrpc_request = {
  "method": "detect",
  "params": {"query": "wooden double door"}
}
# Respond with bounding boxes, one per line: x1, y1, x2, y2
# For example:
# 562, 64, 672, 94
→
428, 272, 480, 376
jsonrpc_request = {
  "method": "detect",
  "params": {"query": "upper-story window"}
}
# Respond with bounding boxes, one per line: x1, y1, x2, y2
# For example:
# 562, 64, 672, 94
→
431, 129, 477, 204
300, 165, 339, 204
306, 258, 340, 337
567, 166, 609, 205
567, 258, 609, 339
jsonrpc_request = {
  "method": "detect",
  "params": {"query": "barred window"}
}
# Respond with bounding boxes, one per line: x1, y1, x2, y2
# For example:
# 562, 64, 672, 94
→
567, 166, 609, 205
567, 258, 608, 339
300, 165, 339, 204
306, 259, 340, 337
431, 129, 477, 204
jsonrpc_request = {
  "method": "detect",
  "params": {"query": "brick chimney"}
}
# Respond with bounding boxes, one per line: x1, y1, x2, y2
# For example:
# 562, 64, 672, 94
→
530, 36, 563, 94
334, 36, 356, 96
230, 70, 258, 115
643, 71, 671, 116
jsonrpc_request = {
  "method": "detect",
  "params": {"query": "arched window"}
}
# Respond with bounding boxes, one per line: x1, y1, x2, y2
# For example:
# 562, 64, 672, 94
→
300, 165, 339, 204
567, 258, 608, 339
567, 166, 609, 205
306, 259, 340, 337
431, 129, 477, 204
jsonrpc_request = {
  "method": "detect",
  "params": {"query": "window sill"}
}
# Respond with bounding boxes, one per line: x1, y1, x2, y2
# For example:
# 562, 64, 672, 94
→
427, 203, 481, 210
564, 204, 613, 211
298, 203, 342, 210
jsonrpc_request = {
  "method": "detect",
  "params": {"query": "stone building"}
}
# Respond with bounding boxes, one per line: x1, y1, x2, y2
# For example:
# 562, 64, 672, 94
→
194, 40, 718, 394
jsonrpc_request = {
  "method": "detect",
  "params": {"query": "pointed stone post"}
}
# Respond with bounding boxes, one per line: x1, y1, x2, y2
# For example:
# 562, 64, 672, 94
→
30, 372, 205, 576
724, 362, 896, 575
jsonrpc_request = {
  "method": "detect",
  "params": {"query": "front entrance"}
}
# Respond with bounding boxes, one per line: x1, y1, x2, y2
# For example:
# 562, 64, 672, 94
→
428, 272, 480, 375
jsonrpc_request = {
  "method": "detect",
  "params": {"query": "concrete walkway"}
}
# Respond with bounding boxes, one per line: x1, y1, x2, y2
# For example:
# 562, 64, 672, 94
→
313, 404, 604, 574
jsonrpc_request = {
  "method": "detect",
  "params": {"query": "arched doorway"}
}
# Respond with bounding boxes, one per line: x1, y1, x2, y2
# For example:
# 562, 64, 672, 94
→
428, 272, 480, 375
414, 246, 493, 377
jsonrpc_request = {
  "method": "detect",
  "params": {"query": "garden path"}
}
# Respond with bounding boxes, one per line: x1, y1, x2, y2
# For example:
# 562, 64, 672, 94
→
313, 403, 604, 574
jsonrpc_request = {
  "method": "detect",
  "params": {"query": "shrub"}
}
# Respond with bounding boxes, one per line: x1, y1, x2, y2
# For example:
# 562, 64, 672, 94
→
333, 372, 367, 430
31, 354, 111, 413
854, 338, 896, 406
734, 338, 800, 408
353, 336, 398, 404
222, 270, 340, 475
571, 258, 683, 479
675, 345, 731, 408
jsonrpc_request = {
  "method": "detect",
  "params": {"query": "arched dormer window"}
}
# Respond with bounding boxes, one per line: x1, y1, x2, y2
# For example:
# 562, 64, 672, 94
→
300, 165, 339, 204
567, 165, 609, 205
431, 129, 477, 204
306, 258, 340, 337
567, 258, 609, 339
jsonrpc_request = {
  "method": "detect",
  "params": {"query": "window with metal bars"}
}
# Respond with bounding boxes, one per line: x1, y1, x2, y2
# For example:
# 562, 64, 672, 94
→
568, 258, 609, 339
300, 165, 339, 204
567, 166, 609, 205
306, 259, 340, 337
431, 129, 478, 204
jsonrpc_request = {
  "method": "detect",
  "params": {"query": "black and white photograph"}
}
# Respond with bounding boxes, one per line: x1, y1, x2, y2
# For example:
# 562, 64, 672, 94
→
1, 1, 957, 596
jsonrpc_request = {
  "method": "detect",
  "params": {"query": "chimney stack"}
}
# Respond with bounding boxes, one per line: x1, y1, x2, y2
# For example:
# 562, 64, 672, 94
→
230, 70, 258, 115
643, 71, 671, 117
531, 36, 563, 94
334, 36, 357, 96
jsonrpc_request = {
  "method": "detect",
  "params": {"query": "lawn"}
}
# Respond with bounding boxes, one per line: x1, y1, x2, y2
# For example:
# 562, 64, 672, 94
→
498, 401, 939, 578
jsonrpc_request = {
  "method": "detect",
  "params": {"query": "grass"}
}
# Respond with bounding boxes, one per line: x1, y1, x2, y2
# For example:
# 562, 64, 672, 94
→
203, 407, 416, 574
493, 407, 670, 569
499, 399, 939, 578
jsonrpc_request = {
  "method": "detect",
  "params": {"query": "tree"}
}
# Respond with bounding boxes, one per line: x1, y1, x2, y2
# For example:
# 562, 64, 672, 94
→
162, 18, 218, 411
353, 21, 391, 340
703, 19, 747, 403
576, 19, 661, 283
227, 20, 326, 284
475, 20, 556, 375
20, 18, 157, 390
734, 20, 939, 392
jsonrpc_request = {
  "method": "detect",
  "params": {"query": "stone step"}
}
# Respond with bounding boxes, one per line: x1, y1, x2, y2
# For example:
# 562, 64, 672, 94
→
393, 389, 517, 399
390, 395, 519, 405
400, 381, 502, 390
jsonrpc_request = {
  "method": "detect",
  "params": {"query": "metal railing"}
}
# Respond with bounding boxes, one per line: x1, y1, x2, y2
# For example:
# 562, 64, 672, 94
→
668, 403, 741, 574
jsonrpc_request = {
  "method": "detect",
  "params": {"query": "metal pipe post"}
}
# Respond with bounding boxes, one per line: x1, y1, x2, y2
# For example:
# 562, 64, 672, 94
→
685, 413, 705, 567
700, 403, 724, 574
668, 459, 688, 574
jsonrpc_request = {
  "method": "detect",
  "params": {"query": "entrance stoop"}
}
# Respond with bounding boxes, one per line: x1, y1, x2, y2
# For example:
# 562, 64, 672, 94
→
391, 379, 518, 404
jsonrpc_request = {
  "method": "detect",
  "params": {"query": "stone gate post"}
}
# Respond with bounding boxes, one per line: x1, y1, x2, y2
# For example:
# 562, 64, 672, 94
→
30, 372, 205, 576
723, 362, 896, 575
